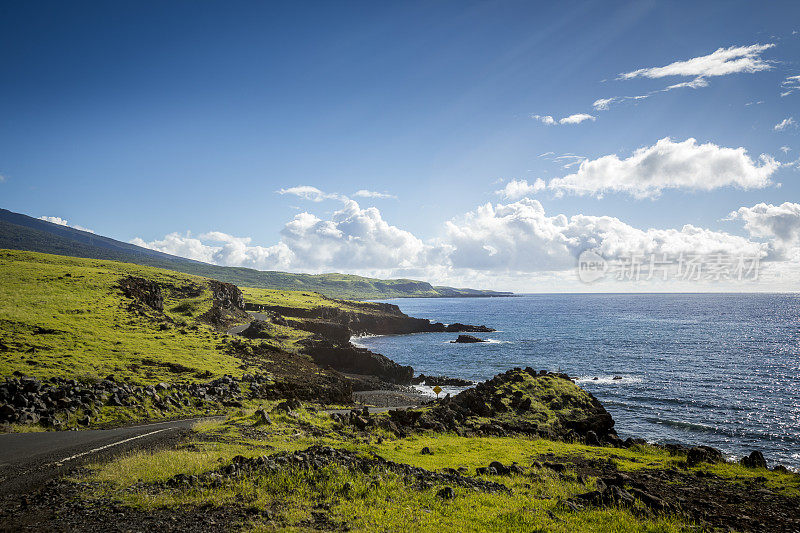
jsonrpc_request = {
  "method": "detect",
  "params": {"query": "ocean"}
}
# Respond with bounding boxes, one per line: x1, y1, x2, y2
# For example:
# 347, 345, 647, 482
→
353, 293, 800, 469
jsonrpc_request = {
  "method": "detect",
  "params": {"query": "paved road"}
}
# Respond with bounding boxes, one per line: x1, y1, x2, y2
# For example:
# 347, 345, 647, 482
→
0, 417, 218, 496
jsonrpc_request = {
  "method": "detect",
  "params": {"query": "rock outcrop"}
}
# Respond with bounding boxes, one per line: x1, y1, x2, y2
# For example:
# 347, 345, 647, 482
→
200, 280, 249, 329
302, 339, 413, 385
118, 276, 163, 311
338, 368, 617, 443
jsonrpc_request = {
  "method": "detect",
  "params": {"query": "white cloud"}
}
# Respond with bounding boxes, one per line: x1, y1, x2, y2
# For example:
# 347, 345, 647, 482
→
781, 74, 800, 97
38, 215, 95, 234
774, 117, 796, 131
531, 114, 557, 125
495, 179, 546, 200
728, 202, 800, 246
559, 113, 596, 124
532, 113, 596, 125
594, 45, 774, 112
132, 197, 800, 291
619, 44, 775, 80
0, 174, 5, 183
592, 98, 617, 111
444, 198, 765, 272
134, 199, 447, 273
545, 137, 778, 199
277, 185, 340, 202
353, 189, 397, 199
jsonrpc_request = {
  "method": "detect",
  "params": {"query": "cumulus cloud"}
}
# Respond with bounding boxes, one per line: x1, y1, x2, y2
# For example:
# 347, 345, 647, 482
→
532, 113, 596, 125
38, 215, 95, 234
545, 137, 778, 199
780, 74, 800, 97
495, 179, 546, 200
353, 189, 396, 199
444, 198, 765, 272
131, 232, 294, 269
132, 197, 800, 291
774, 117, 796, 131
619, 44, 775, 80
133, 199, 447, 273
728, 202, 800, 246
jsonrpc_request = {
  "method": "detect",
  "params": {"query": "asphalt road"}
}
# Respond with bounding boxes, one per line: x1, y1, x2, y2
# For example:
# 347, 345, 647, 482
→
0, 417, 217, 497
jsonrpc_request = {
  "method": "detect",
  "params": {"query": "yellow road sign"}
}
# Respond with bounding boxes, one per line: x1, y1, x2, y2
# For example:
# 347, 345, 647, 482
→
432, 385, 443, 397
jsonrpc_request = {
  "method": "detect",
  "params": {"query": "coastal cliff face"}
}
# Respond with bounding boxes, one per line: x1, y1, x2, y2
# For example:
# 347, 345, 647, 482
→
244, 299, 493, 384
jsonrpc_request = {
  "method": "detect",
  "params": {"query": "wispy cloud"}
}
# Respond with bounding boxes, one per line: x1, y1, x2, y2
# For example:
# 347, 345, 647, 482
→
619, 44, 775, 80
781, 74, 800, 97
774, 117, 796, 131
353, 189, 397, 199
532, 113, 596, 125
277, 185, 341, 202
595, 44, 774, 111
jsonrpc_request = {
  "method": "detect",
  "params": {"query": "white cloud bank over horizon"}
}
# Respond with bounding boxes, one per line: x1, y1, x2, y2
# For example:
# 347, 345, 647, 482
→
131, 195, 799, 292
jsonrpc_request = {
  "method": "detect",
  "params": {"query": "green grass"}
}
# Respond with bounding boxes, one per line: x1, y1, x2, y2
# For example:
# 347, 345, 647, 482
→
81, 410, 695, 532
0, 250, 251, 382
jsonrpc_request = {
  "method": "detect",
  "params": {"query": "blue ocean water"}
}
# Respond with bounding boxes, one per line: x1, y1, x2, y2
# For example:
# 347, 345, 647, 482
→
355, 294, 800, 469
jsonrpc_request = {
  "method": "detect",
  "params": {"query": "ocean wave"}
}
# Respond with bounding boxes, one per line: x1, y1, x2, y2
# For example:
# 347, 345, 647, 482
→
349, 334, 383, 348
575, 375, 643, 385
646, 417, 800, 444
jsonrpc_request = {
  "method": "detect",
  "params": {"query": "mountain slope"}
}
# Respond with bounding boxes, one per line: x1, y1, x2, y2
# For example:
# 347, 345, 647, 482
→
0, 208, 512, 299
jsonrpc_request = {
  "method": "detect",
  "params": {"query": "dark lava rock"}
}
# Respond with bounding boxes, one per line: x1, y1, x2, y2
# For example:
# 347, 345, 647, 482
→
240, 320, 273, 339
451, 335, 486, 344
686, 446, 724, 467
420, 446, 433, 455
437, 486, 455, 499
740, 450, 768, 469
411, 374, 473, 387
302, 339, 413, 384
174, 445, 510, 495
118, 276, 163, 311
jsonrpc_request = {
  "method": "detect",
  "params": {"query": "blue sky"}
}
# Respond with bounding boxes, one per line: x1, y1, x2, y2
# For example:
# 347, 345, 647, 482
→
1, 1, 799, 291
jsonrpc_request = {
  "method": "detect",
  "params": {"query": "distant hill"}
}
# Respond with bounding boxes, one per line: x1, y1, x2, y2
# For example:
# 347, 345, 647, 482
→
0, 208, 512, 300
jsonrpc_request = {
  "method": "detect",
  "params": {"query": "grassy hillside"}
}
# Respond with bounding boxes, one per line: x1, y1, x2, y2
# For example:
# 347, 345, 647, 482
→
0, 249, 316, 383
0, 209, 513, 300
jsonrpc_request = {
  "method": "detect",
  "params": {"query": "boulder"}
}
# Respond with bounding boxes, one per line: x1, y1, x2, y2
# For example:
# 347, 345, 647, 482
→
686, 445, 724, 467
740, 450, 768, 469
451, 335, 486, 344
